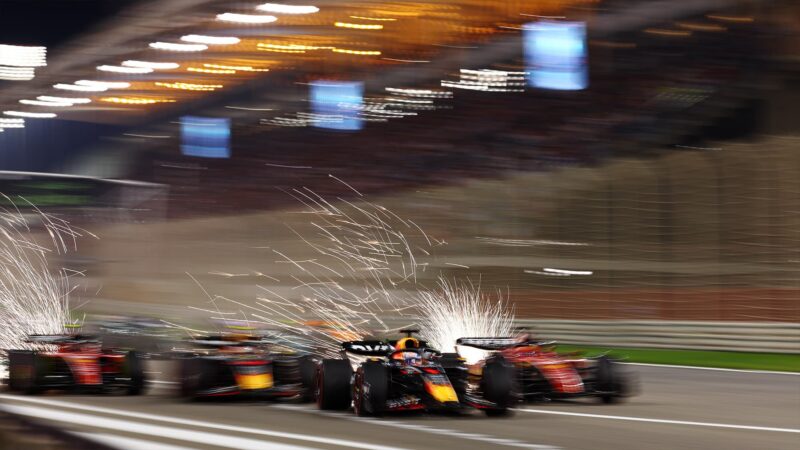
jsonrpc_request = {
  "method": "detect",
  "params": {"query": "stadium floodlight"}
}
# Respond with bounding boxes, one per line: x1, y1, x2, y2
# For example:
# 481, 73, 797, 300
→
0, 44, 46, 67
180, 35, 240, 45
149, 42, 208, 52
37, 96, 91, 104
216, 13, 277, 24
4, 111, 57, 118
97, 65, 153, 74
256, 3, 319, 14
75, 80, 131, 89
54, 83, 108, 92
122, 60, 180, 70
19, 99, 72, 107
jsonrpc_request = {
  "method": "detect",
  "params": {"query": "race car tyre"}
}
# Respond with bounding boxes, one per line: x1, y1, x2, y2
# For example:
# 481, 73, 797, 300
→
299, 355, 318, 402
595, 356, 624, 404
179, 357, 206, 398
353, 362, 389, 417
316, 359, 352, 410
123, 351, 145, 395
482, 356, 514, 416
439, 353, 467, 401
7, 350, 40, 394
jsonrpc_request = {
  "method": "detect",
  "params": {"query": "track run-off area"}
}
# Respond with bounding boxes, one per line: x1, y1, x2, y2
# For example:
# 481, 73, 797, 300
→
1, 364, 798, 450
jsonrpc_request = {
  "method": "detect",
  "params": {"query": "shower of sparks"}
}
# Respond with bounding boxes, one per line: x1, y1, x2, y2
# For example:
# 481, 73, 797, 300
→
417, 278, 514, 363
0, 196, 93, 376
191, 186, 516, 359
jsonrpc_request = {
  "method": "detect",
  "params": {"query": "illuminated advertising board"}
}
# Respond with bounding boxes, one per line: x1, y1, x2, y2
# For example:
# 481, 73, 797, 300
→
524, 21, 588, 91
310, 81, 364, 131
180, 116, 231, 158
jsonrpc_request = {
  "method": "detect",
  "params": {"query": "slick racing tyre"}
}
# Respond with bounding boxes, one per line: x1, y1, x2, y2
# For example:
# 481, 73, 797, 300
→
316, 359, 352, 410
179, 357, 207, 399
298, 355, 319, 402
595, 356, 626, 404
482, 356, 514, 416
122, 351, 145, 395
7, 350, 40, 395
353, 362, 389, 417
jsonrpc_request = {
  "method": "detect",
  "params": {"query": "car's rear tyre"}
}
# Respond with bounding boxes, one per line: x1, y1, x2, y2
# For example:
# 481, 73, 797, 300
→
353, 362, 389, 417
179, 357, 204, 399
482, 356, 514, 416
595, 356, 625, 404
316, 359, 352, 410
123, 351, 145, 395
298, 355, 318, 402
7, 350, 40, 395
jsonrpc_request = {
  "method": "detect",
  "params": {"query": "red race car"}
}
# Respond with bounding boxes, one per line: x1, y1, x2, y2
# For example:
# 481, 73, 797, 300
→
5, 334, 145, 395
456, 336, 632, 404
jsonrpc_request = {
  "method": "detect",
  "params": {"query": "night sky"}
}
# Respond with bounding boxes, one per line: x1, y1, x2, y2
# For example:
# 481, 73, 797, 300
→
0, 0, 136, 48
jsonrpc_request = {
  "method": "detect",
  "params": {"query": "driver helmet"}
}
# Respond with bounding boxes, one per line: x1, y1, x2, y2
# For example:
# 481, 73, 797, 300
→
395, 337, 420, 350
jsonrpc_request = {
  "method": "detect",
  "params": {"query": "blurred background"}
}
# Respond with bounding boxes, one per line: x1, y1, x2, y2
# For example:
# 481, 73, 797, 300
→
0, 0, 798, 347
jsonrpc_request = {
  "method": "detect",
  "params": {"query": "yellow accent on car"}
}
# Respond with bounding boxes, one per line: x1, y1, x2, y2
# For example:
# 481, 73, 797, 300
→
424, 381, 459, 403
235, 373, 272, 390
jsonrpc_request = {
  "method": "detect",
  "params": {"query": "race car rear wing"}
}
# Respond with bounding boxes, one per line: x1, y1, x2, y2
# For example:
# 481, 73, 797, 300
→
26, 334, 98, 345
342, 341, 393, 356
456, 337, 557, 350
456, 337, 518, 350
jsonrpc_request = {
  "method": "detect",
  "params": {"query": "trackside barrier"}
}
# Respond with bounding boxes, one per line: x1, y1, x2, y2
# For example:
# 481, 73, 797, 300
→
514, 320, 800, 353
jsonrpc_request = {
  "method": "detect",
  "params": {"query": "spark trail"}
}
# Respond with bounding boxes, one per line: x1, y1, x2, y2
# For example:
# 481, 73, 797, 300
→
0, 197, 91, 363
198, 187, 515, 358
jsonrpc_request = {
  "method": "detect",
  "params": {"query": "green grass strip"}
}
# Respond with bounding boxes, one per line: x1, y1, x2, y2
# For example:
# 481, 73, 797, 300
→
556, 344, 800, 372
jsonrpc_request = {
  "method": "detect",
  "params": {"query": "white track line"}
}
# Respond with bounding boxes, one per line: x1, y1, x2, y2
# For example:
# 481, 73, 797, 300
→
272, 404, 560, 450
2, 404, 319, 450
624, 362, 800, 375
72, 431, 195, 450
514, 408, 800, 434
0, 394, 409, 450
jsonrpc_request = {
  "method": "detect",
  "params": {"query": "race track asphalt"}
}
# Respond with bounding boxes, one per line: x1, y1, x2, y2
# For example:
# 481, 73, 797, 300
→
1, 364, 798, 450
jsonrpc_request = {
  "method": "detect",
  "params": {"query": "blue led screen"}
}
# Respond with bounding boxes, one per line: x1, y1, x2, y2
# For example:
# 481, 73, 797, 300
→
524, 21, 588, 91
310, 81, 364, 131
180, 116, 231, 158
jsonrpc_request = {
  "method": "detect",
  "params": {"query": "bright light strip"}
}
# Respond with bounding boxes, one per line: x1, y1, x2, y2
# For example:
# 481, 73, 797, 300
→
155, 81, 223, 91
331, 48, 381, 55
149, 42, 208, 52
350, 16, 396, 21
0, 44, 46, 67
216, 13, 277, 24
97, 64, 153, 74
257, 43, 324, 52
0, 118, 24, 128
0, 65, 35, 80
543, 267, 593, 276
37, 96, 91, 104
181, 35, 241, 45
75, 80, 131, 89
54, 83, 108, 92
256, 3, 319, 14
100, 97, 175, 105
204, 63, 268, 72
187, 67, 236, 74
4, 111, 56, 118
20, 99, 73, 107
122, 60, 180, 70
334, 22, 383, 30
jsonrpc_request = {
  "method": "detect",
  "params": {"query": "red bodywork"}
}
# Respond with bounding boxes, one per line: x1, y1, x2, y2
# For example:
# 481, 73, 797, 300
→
41, 343, 126, 386
484, 344, 587, 395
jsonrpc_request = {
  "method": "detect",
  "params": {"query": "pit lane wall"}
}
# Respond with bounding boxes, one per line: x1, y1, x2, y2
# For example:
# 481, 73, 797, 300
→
515, 319, 800, 354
